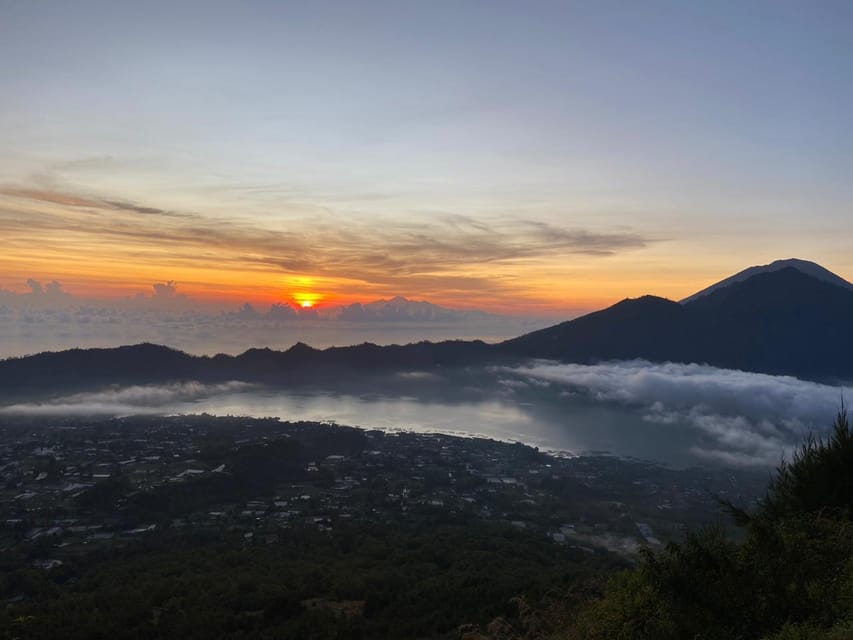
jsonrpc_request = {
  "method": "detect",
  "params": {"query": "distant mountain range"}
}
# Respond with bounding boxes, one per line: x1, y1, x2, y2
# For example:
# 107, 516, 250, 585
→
1, 258, 852, 390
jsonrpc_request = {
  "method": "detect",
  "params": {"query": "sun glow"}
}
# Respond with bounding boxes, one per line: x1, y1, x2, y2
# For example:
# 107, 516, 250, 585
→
293, 291, 322, 308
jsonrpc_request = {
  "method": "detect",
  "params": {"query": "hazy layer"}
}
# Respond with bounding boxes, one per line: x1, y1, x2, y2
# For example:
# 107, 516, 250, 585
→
0, 318, 526, 359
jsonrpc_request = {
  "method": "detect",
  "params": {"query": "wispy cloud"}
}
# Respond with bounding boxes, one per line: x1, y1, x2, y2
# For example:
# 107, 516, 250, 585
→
0, 185, 652, 304
0, 187, 190, 219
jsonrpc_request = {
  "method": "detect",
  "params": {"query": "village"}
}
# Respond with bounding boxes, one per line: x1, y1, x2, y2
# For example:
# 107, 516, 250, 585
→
0, 414, 766, 570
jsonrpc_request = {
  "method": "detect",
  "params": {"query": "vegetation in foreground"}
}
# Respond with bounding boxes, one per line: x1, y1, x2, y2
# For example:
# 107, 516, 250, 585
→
1, 520, 621, 639
475, 408, 853, 640
5, 410, 853, 639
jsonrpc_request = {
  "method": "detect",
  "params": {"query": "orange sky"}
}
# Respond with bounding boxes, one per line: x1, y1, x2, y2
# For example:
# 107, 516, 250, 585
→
2, 2, 852, 323
2, 185, 852, 318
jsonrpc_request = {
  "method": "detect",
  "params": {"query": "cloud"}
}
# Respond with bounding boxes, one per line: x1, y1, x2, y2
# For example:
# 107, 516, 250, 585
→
337, 296, 475, 322
0, 187, 103, 209
0, 184, 652, 303
27, 279, 67, 297
0, 291, 541, 359
103, 200, 168, 215
237, 302, 258, 317
26, 279, 44, 295
269, 303, 297, 320
521, 221, 651, 255
502, 360, 850, 466
151, 281, 178, 298
0, 186, 192, 220
0, 279, 76, 308
0, 381, 253, 416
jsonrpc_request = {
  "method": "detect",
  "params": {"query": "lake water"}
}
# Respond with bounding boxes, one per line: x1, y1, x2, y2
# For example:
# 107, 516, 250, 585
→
3, 359, 837, 468
0, 384, 738, 468
164, 388, 701, 463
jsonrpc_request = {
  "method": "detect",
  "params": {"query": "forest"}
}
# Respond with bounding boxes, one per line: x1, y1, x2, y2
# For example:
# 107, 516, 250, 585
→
1, 522, 619, 639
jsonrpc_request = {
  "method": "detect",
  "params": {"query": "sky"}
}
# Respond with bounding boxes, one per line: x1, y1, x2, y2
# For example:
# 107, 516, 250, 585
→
1, 0, 852, 320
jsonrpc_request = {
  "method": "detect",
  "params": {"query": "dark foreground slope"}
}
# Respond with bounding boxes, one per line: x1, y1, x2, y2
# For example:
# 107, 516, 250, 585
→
449, 409, 853, 640
558, 408, 853, 640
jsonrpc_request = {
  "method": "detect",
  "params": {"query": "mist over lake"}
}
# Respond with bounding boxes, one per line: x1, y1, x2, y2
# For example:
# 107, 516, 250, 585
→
3, 360, 846, 469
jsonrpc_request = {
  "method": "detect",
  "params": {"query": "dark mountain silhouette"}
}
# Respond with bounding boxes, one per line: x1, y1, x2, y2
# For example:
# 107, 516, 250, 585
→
503, 266, 853, 379
503, 294, 693, 363
1, 259, 852, 391
0, 339, 496, 392
681, 257, 853, 303
0, 343, 202, 390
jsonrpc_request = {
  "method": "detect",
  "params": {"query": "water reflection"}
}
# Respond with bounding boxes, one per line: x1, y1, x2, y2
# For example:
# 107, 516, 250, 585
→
146, 388, 702, 466
3, 358, 826, 468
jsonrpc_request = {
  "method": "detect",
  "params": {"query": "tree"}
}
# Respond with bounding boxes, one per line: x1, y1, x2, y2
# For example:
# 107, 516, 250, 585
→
565, 407, 853, 640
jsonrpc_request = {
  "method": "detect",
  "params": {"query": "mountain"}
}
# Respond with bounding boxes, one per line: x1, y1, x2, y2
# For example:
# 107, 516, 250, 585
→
0, 339, 496, 392
2, 259, 852, 389
503, 262, 853, 380
680, 258, 853, 303
503, 295, 692, 363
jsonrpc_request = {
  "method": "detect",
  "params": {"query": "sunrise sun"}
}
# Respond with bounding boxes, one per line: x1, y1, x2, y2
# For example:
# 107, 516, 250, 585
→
293, 291, 321, 309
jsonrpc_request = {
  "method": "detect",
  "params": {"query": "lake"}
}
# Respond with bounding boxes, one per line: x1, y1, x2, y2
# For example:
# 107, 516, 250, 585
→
6, 356, 838, 468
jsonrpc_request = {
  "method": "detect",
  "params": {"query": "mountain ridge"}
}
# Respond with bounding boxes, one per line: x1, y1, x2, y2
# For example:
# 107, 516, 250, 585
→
680, 258, 853, 304
2, 259, 852, 389
503, 265, 853, 379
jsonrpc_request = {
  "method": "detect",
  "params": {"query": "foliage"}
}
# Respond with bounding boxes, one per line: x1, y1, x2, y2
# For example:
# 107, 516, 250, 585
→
8, 408, 853, 640
0, 523, 619, 640
763, 406, 853, 520
763, 621, 853, 640
561, 408, 853, 640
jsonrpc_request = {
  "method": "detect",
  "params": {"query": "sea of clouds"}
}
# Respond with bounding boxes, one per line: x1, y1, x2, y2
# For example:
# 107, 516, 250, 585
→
500, 360, 850, 466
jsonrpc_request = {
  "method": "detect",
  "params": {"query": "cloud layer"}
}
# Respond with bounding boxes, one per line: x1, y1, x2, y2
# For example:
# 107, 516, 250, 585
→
502, 360, 850, 466
0, 382, 253, 416
0, 282, 544, 358
0, 184, 651, 310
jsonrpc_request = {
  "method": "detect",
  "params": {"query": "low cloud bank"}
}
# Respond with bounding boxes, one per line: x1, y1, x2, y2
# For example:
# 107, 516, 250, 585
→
0, 280, 544, 358
0, 382, 253, 416
0, 308, 533, 358
503, 360, 850, 466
